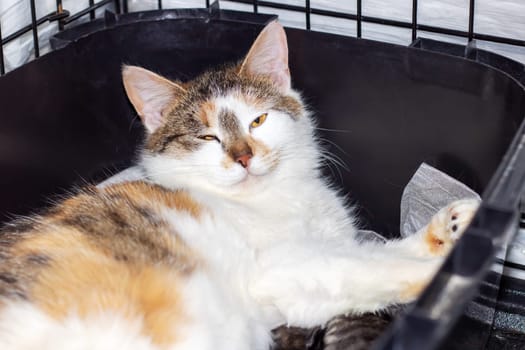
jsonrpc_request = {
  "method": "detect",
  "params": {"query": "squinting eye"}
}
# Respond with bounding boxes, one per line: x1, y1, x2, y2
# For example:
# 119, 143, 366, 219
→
198, 135, 220, 142
250, 113, 268, 129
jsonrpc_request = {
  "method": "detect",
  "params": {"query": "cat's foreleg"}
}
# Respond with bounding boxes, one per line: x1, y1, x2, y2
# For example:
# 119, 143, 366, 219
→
251, 240, 442, 327
250, 199, 479, 328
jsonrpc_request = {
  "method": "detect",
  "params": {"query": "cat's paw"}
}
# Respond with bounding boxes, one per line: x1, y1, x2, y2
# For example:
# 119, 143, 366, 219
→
424, 198, 480, 256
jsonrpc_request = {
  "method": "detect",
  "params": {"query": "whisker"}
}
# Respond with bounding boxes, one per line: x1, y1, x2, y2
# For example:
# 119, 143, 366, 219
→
320, 156, 344, 183
318, 137, 349, 157
314, 127, 351, 133
320, 151, 348, 171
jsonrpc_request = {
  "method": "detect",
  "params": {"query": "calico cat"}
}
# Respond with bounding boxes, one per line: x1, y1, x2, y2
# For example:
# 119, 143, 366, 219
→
0, 21, 479, 350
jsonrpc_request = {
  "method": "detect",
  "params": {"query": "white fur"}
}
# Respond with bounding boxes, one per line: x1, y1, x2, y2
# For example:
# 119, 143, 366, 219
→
0, 301, 156, 350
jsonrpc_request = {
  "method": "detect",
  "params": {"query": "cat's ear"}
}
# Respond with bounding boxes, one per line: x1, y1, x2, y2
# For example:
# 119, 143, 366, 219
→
122, 65, 186, 133
239, 21, 290, 93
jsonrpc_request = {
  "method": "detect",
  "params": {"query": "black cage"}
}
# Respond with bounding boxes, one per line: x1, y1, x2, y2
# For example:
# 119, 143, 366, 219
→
1, 0, 525, 76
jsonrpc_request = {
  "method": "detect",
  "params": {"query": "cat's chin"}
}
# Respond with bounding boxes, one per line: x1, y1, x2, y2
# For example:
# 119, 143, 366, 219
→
247, 167, 270, 177
229, 172, 257, 186
225, 170, 270, 192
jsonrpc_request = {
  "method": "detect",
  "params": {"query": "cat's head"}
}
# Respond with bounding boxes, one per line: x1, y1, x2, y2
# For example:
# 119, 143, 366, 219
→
122, 21, 318, 196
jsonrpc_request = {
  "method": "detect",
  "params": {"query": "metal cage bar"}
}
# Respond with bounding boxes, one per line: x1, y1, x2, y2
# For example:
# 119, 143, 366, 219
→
357, 0, 362, 38
29, 0, 40, 58
56, 0, 65, 31
0, 22, 4, 75
61, 0, 114, 26
89, 0, 96, 20
305, 0, 311, 30
468, 0, 475, 42
1, 0, 525, 76
113, 0, 121, 15
225, 0, 525, 47
411, 0, 418, 42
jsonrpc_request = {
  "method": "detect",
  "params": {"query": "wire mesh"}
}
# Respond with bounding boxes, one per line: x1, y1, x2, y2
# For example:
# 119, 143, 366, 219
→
0, 0, 524, 75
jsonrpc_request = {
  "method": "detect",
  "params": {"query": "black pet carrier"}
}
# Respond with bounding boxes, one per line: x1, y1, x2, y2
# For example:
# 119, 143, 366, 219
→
0, 1, 524, 349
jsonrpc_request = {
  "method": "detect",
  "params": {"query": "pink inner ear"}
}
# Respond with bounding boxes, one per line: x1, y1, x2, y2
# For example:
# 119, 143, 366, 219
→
122, 65, 185, 134
240, 21, 291, 92
142, 108, 164, 133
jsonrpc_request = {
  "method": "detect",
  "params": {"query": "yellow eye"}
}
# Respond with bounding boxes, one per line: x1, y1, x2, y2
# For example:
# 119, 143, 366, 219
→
250, 113, 268, 129
199, 135, 220, 142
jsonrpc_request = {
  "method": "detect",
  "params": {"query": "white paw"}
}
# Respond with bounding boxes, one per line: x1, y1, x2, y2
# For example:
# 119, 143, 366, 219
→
445, 198, 480, 241
424, 198, 480, 256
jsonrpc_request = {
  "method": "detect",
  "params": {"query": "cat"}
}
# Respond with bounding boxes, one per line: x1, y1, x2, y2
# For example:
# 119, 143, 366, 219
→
0, 21, 479, 350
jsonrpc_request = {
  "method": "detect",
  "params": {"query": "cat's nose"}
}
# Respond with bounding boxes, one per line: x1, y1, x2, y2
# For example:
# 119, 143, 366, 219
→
235, 152, 252, 168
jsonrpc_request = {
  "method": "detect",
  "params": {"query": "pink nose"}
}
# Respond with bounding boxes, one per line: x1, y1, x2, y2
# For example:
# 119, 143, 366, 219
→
235, 153, 252, 168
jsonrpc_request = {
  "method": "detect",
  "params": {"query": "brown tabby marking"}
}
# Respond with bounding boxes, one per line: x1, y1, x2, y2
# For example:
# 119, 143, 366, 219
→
271, 311, 401, 350
323, 313, 394, 350
217, 108, 255, 164
273, 95, 303, 119
271, 325, 323, 350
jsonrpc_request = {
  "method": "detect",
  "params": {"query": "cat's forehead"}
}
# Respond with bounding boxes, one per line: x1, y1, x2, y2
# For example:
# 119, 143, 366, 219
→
211, 94, 265, 123
187, 68, 303, 123
190, 67, 281, 105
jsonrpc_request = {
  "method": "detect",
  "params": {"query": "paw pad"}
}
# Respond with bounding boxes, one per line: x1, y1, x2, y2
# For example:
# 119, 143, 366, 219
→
425, 198, 480, 256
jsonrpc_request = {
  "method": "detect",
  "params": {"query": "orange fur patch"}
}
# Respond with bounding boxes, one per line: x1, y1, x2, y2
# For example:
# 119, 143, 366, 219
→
106, 182, 202, 218
199, 100, 216, 127
8, 182, 206, 346
221, 156, 235, 169
17, 229, 188, 346
424, 223, 445, 256
247, 136, 279, 171
400, 281, 427, 302
246, 136, 270, 158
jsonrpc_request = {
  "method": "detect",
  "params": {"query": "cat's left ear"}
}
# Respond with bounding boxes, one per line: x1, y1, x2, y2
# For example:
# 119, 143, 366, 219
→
239, 21, 290, 93
122, 65, 186, 133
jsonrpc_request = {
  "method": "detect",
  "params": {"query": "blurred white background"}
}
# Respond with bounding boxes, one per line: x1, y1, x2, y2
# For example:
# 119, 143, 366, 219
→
1, 0, 524, 72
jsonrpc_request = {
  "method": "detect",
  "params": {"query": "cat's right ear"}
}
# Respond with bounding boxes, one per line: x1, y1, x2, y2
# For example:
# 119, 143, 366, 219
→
122, 65, 186, 133
239, 21, 290, 93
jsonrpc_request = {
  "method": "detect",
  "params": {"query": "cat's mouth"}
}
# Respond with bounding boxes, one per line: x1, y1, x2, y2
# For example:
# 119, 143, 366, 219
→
232, 167, 267, 186
222, 157, 275, 187
240, 170, 260, 182
247, 167, 267, 177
